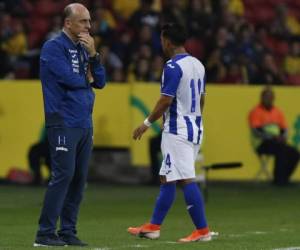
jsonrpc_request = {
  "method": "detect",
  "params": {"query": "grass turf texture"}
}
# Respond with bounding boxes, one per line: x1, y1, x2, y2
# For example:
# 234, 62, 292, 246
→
0, 183, 300, 250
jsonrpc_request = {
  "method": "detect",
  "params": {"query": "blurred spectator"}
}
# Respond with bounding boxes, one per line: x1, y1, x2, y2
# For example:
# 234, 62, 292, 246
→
132, 24, 160, 54
284, 41, 300, 85
248, 87, 299, 186
186, 0, 214, 40
211, 27, 236, 66
113, 0, 139, 20
285, 41, 300, 70
99, 44, 123, 81
111, 68, 126, 82
134, 44, 153, 61
0, 13, 14, 77
129, 58, 151, 82
2, 20, 27, 57
206, 48, 226, 83
161, 0, 186, 27
227, 0, 244, 16
220, 62, 245, 84
129, 0, 160, 32
149, 55, 163, 82
270, 4, 300, 40
110, 29, 133, 72
2, 0, 300, 84
91, 6, 117, 43
256, 53, 285, 85
45, 15, 62, 40
128, 44, 153, 81
236, 24, 256, 62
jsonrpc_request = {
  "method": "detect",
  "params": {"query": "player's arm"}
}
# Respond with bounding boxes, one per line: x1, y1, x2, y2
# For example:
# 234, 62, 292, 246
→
133, 61, 181, 140
148, 95, 173, 123
133, 95, 173, 140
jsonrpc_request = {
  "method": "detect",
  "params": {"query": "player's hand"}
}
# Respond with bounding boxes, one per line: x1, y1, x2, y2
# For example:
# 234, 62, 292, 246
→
133, 124, 149, 140
78, 33, 96, 56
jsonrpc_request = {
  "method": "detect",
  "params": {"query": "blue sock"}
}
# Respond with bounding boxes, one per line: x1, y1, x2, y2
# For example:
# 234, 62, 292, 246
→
183, 182, 207, 229
150, 183, 176, 225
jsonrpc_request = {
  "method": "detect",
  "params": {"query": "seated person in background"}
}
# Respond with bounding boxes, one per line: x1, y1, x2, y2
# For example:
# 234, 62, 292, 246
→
248, 86, 299, 186
28, 126, 50, 185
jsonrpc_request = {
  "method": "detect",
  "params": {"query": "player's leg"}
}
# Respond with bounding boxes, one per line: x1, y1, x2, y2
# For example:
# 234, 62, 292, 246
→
127, 132, 176, 239
58, 128, 92, 246
177, 142, 211, 242
127, 179, 176, 239
149, 132, 177, 227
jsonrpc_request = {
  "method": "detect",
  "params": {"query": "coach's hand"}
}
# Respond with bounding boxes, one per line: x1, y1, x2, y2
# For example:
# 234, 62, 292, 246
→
78, 33, 96, 57
133, 124, 149, 140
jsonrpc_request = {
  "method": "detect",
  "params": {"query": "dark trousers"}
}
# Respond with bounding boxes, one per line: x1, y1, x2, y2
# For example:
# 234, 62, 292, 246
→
257, 139, 299, 185
28, 140, 51, 184
37, 127, 93, 237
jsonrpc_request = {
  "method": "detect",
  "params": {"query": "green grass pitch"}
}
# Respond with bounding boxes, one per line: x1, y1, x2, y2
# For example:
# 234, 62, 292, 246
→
1, 183, 300, 250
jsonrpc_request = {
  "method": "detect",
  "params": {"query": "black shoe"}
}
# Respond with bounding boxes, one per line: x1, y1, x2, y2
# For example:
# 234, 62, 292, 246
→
59, 235, 88, 246
33, 234, 67, 247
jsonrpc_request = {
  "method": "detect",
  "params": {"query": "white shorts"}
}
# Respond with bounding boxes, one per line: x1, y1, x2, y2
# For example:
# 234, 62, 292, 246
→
159, 132, 200, 182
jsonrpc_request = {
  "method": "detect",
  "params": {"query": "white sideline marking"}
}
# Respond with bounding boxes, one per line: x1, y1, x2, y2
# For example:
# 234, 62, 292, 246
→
227, 233, 245, 238
93, 248, 111, 250
129, 244, 149, 248
273, 247, 300, 250
248, 231, 268, 235
164, 241, 177, 244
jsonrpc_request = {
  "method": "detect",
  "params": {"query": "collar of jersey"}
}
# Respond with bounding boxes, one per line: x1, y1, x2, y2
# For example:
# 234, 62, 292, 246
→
171, 53, 189, 62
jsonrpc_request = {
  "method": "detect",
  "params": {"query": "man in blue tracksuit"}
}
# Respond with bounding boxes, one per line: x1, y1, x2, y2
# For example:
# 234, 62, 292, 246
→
34, 3, 106, 247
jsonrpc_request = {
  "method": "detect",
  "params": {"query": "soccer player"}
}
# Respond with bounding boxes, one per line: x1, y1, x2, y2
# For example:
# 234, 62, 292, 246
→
128, 23, 211, 242
34, 3, 106, 247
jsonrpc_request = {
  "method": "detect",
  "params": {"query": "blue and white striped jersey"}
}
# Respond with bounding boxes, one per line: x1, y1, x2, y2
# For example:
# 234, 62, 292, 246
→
161, 53, 206, 144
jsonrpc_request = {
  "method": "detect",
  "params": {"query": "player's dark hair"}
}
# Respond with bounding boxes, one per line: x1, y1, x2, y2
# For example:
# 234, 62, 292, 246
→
161, 23, 187, 46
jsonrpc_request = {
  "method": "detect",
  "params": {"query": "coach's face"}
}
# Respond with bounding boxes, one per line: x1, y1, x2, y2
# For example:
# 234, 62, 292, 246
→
65, 6, 91, 41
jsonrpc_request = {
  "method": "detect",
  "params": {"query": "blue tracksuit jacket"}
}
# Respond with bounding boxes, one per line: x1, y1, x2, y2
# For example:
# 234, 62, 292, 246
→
40, 31, 106, 128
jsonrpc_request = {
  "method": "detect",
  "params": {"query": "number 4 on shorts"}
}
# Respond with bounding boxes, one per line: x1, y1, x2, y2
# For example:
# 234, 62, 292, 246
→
165, 153, 171, 168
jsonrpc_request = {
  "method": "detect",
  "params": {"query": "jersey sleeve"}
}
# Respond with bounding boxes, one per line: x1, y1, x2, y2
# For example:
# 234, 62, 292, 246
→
161, 61, 182, 97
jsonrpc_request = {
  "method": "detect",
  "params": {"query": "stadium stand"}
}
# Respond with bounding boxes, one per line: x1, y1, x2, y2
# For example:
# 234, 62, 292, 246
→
0, 0, 300, 85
